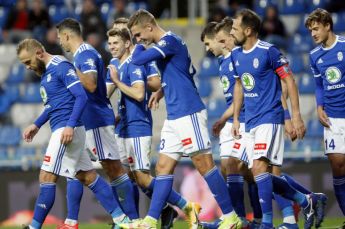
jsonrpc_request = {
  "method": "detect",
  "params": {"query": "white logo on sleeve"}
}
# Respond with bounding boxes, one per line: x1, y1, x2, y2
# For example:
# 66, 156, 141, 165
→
67, 69, 78, 79
85, 58, 96, 69
133, 68, 142, 78
158, 40, 167, 47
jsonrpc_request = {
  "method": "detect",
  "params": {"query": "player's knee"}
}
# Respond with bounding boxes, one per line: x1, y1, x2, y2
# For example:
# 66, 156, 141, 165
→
133, 171, 151, 187
76, 170, 97, 186
39, 170, 58, 183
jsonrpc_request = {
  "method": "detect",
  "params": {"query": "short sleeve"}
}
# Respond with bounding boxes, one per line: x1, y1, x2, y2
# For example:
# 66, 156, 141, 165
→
74, 50, 98, 74
152, 35, 176, 58
230, 53, 239, 78
309, 55, 321, 77
58, 62, 80, 89
107, 58, 120, 84
268, 46, 289, 70
129, 64, 145, 86
146, 61, 160, 78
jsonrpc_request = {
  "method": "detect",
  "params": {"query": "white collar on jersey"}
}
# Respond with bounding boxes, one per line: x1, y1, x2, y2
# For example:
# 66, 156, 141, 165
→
242, 39, 260, 54
73, 43, 88, 57
223, 51, 231, 59
321, 35, 338, 51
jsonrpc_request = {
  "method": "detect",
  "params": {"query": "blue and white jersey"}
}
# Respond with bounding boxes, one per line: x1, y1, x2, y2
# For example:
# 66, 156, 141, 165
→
116, 55, 153, 138
309, 35, 345, 118
231, 40, 285, 131
40, 55, 83, 131
218, 52, 245, 123
73, 43, 115, 130
151, 32, 205, 119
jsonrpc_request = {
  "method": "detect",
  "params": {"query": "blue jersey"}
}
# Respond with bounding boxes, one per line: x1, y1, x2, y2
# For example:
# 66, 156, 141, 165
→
218, 53, 245, 123
231, 40, 285, 131
41, 56, 83, 131
309, 35, 345, 118
116, 56, 153, 138
135, 32, 205, 119
73, 43, 115, 130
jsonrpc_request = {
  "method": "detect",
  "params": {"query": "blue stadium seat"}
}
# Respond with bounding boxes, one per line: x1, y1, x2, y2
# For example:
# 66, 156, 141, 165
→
0, 7, 9, 28
0, 147, 7, 160
4, 84, 20, 103
288, 34, 314, 53
196, 78, 212, 98
49, 5, 70, 24
126, 2, 148, 14
279, 0, 305, 15
198, 57, 219, 78
297, 137, 323, 151
332, 12, 345, 33
0, 95, 10, 114
253, 0, 275, 16
288, 54, 305, 73
0, 126, 21, 146
15, 147, 36, 158
306, 119, 323, 137
45, 0, 65, 6
307, 0, 330, 12
207, 98, 227, 119
6, 62, 26, 84
298, 72, 315, 94
101, 3, 112, 23
296, 14, 309, 35
19, 83, 42, 103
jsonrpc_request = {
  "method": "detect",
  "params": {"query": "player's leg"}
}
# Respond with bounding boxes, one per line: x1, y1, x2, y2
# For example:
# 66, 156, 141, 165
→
328, 153, 345, 215
87, 126, 138, 220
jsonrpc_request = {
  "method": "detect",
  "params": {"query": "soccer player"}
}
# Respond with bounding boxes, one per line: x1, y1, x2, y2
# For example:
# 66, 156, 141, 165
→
119, 9, 242, 229
230, 9, 324, 229
305, 8, 345, 226
55, 18, 138, 224
17, 39, 130, 229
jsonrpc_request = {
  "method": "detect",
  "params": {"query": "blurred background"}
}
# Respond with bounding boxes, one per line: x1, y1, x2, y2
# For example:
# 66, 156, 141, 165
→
0, 0, 344, 227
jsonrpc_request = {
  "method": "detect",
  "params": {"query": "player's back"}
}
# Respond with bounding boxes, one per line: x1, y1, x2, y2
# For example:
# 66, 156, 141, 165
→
152, 32, 205, 120
309, 35, 345, 118
73, 43, 115, 130
231, 41, 284, 131
41, 55, 83, 131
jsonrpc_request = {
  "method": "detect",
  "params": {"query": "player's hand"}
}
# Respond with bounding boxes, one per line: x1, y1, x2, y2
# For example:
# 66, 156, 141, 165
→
23, 124, 39, 142
212, 119, 225, 137
317, 106, 330, 128
231, 119, 241, 139
284, 119, 297, 141
115, 115, 121, 127
108, 65, 120, 85
61, 127, 74, 145
148, 89, 163, 110
291, 115, 306, 139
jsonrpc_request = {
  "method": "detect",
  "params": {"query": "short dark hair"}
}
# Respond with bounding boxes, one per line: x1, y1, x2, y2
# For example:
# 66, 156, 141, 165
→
215, 16, 233, 34
56, 18, 82, 36
107, 28, 131, 42
234, 9, 261, 34
200, 22, 218, 42
112, 17, 129, 28
305, 8, 333, 31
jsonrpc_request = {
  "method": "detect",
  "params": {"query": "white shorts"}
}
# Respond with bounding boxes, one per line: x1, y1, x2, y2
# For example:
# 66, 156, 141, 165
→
115, 134, 129, 167
41, 126, 93, 178
324, 118, 345, 154
220, 122, 248, 163
160, 109, 211, 161
246, 124, 284, 168
85, 125, 120, 161
117, 136, 152, 171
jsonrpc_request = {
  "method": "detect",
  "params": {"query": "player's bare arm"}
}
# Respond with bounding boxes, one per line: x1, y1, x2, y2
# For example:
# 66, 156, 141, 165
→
212, 103, 234, 137
317, 106, 330, 128
23, 124, 40, 143
281, 79, 297, 141
231, 78, 243, 139
147, 75, 161, 92
106, 83, 116, 98
76, 69, 97, 93
148, 88, 164, 110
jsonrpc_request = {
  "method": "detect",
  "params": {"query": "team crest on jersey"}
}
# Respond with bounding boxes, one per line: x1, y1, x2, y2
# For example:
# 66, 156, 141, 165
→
46, 74, 51, 82
158, 40, 167, 47
85, 58, 96, 69
253, 58, 259, 68
325, 67, 341, 84
220, 75, 230, 92
229, 62, 233, 72
241, 73, 255, 91
337, 52, 343, 61
40, 86, 48, 103
133, 68, 142, 78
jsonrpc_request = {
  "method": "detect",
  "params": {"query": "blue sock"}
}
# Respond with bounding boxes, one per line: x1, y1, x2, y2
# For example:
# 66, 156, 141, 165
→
227, 174, 246, 217
88, 175, 124, 218
132, 181, 140, 214
66, 178, 83, 221
204, 166, 234, 214
273, 193, 294, 219
31, 183, 56, 229
271, 175, 308, 208
255, 173, 273, 227
111, 174, 139, 219
248, 182, 262, 219
281, 173, 312, 194
144, 178, 187, 210
147, 175, 174, 220
333, 175, 345, 215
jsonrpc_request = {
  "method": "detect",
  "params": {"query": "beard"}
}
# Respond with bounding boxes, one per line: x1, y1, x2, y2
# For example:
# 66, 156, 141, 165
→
35, 59, 46, 76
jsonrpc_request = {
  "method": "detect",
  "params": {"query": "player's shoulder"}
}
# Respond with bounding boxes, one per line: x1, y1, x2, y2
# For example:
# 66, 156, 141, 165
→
338, 35, 345, 42
51, 55, 73, 69
309, 45, 322, 57
110, 57, 120, 66
257, 40, 273, 50
75, 43, 97, 58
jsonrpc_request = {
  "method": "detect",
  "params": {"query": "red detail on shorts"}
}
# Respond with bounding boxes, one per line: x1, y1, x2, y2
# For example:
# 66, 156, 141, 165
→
128, 157, 134, 163
44, 156, 51, 162
92, 148, 97, 155
182, 138, 192, 146
276, 64, 292, 79
254, 143, 267, 150
233, 142, 241, 149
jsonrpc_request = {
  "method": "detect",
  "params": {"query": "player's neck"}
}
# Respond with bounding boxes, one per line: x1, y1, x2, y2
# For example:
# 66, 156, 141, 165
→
70, 37, 84, 54
153, 26, 166, 43
119, 50, 131, 63
243, 37, 258, 51
323, 33, 337, 48
222, 49, 230, 56
42, 53, 53, 66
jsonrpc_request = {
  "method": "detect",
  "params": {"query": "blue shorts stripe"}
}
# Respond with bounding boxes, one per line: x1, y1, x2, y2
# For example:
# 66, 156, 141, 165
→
94, 128, 105, 160
193, 113, 205, 149
56, 145, 66, 174
137, 138, 143, 169
52, 144, 63, 174
190, 114, 202, 149
53, 144, 66, 175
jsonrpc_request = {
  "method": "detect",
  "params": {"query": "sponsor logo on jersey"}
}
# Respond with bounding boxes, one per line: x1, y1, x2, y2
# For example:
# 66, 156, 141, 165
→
220, 75, 230, 92
338, 52, 343, 61
182, 137, 192, 146
40, 86, 48, 103
241, 73, 255, 91
254, 143, 267, 150
253, 58, 259, 68
325, 66, 341, 84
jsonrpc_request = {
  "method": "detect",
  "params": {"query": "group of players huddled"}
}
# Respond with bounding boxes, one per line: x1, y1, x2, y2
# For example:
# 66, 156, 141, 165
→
16, 6, 345, 229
